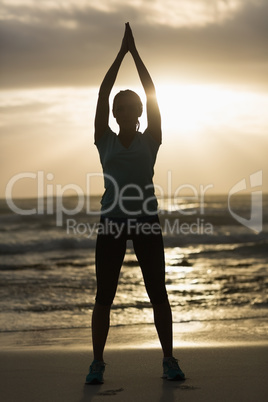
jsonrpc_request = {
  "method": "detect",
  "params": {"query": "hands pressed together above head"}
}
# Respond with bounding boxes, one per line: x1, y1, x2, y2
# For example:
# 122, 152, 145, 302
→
95, 21, 161, 144
120, 22, 137, 56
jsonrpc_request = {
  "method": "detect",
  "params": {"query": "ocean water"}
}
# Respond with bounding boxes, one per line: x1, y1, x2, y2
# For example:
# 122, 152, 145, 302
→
0, 194, 267, 344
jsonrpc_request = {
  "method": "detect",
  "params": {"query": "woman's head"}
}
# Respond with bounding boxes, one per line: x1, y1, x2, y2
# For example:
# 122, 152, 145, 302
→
112, 90, 143, 131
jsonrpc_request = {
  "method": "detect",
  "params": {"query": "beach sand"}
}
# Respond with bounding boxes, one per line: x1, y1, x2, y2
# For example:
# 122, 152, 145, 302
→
0, 327, 267, 402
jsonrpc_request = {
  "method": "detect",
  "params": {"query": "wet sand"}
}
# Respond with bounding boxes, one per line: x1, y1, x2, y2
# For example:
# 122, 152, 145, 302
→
0, 333, 267, 402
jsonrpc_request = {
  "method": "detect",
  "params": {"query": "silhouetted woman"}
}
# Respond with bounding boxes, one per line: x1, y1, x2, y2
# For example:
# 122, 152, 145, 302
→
86, 23, 185, 384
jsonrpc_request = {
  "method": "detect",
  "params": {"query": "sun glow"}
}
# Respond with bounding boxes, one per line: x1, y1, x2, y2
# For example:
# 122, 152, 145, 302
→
154, 83, 268, 141
157, 84, 206, 136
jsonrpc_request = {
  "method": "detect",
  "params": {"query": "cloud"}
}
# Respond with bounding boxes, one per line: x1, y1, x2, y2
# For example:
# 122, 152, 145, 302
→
0, 0, 268, 89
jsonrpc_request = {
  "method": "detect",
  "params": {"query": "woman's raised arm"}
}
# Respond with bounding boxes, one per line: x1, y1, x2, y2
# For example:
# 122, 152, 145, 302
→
126, 23, 162, 144
94, 25, 128, 143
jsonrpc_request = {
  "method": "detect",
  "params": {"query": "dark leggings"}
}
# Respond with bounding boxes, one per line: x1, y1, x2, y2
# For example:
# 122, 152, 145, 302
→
95, 215, 168, 306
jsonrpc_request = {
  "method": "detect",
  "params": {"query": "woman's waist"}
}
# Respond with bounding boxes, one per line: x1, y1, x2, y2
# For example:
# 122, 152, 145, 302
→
100, 214, 159, 223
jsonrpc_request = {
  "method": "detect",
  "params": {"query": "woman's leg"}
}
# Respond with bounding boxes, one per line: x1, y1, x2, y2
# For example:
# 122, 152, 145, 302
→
92, 227, 126, 361
92, 302, 111, 362
152, 299, 173, 358
132, 221, 173, 357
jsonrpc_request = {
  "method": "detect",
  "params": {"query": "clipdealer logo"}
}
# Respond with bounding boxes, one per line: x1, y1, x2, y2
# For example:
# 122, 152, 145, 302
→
4, 170, 214, 227
4, 169, 264, 234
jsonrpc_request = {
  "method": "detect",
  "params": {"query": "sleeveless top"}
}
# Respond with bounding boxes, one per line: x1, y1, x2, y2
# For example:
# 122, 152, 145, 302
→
95, 127, 160, 218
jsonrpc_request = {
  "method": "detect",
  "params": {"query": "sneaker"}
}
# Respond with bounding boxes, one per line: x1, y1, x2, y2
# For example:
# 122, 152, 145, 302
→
162, 357, 185, 381
85, 360, 106, 384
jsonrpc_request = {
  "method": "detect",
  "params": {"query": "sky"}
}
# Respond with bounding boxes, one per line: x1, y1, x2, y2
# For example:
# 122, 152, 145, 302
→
1, 0, 268, 200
